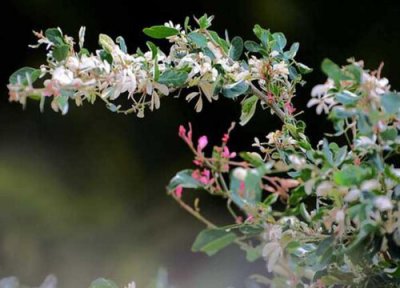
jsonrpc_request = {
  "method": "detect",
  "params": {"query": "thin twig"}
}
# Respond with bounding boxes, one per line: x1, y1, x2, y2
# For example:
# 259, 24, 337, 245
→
249, 82, 286, 122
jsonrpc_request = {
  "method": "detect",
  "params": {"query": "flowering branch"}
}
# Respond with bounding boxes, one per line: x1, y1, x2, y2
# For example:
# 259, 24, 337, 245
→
7, 14, 400, 288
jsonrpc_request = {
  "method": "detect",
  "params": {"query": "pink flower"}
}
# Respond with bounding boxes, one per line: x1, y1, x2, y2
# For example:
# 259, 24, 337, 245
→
245, 215, 254, 223
222, 133, 229, 143
178, 125, 186, 138
235, 216, 243, 224
193, 159, 203, 166
284, 102, 296, 115
197, 135, 208, 152
175, 185, 183, 198
192, 169, 213, 185
42, 79, 60, 97
222, 146, 236, 159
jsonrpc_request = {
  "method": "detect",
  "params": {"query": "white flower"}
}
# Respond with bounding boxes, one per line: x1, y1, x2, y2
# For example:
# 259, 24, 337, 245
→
361, 72, 390, 99
335, 209, 345, 222
355, 135, 377, 148
262, 242, 282, 272
164, 21, 182, 31
234, 71, 250, 82
269, 50, 279, 57
233, 167, 248, 181
307, 93, 336, 115
316, 181, 333, 197
361, 179, 380, 191
374, 196, 393, 211
307, 79, 337, 114
66, 56, 80, 71
52, 67, 74, 85
263, 224, 282, 242
112, 69, 137, 99
344, 189, 361, 202
288, 154, 306, 170
207, 42, 223, 60
262, 224, 283, 272
272, 61, 289, 76
266, 130, 281, 145
79, 55, 98, 71
311, 79, 334, 98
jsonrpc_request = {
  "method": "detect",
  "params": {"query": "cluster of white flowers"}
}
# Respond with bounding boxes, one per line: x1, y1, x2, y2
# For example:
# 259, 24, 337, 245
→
308, 61, 391, 115
8, 19, 301, 119
307, 79, 336, 114
262, 224, 283, 273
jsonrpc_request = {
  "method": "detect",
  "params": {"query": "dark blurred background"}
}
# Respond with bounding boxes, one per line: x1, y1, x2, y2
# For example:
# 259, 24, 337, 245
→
0, 0, 400, 287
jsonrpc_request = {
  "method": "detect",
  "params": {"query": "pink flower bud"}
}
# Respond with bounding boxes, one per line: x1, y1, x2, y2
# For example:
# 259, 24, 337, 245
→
284, 102, 296, 115
222, 146, 236, 159
178, 125, 186, 138
222, 133, 229, 143
175, 185, 183, 198
197, 135, 208, 152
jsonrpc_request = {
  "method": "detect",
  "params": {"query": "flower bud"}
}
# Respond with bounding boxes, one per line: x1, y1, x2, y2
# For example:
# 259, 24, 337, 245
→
233, 167, 247, 182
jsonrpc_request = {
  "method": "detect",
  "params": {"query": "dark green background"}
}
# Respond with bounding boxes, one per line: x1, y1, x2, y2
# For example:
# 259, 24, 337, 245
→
0, 0, 399, 287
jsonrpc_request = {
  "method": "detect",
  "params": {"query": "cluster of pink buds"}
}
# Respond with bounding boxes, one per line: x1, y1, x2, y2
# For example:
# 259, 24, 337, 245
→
178, 123, 193, 146
192, 169, 213, 185
175, 123, 239, 198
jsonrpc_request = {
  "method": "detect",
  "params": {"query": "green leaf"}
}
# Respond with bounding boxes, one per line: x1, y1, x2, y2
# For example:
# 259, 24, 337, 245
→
167, 169, 203, 191
79, 48, 90, 56
381, 127, 398, 141
197, 14, 214, 29
45, 28, 64, 45
239, 151, 264, 167
321, 58, 349, 84
116, 36, 127, 53
222, 81, 249, 98
244, 40, 263, 53
300, 203, 312, 222
57, 90, 72, 115
322, 139, 334, 166
146, 41, 158, 60
244, 246, 262, 262
333, 165, 372, 186
229, 36, 244, 60
143, 25, 179, 39
230, 165, 268, 208
335, 91, 359, 106
9, 67, 40, 85
208, 30, 229, 52
99, 50, 113, 64
356, 112, 373, 136
240, 95, 258, 126
192, 228, 236, 256
53, 44, 70, 61
296, 63, 313, 74
184, 16, 190, 32
284, 42, 299, 59
239, 224, 264, 235
99, 34, 115, 53
158, 70, 188, 87
89, 278, 119, 288
263, 193, 279, 206
188, 32, 208, 48
272, 32, 287, 51
253, 25, 270, 47
381, 92, 400, 114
